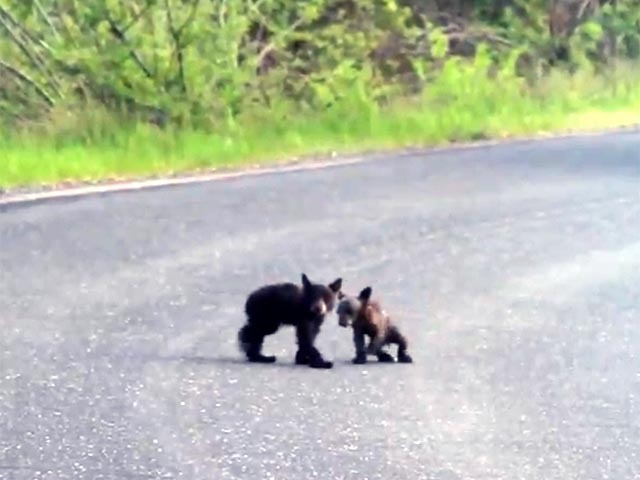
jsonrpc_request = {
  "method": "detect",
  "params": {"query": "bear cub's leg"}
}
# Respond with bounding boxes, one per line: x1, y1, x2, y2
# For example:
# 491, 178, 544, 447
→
238, 323, 277, 363
368, 333, 395, 363
388, 325, 413, 363
376, 350, 395, 363
352, 329, 368, 364
296, 322, 332, 369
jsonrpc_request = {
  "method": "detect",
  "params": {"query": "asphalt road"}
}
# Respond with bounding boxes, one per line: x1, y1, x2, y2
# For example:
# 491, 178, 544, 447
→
1, 131, 639, 480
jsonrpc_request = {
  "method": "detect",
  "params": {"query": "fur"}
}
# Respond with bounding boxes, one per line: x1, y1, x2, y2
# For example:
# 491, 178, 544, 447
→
238, 273, 342, 369
337, 287, 413, 364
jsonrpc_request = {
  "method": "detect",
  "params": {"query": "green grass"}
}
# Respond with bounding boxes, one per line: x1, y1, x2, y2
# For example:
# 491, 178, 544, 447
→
2, 63, 640, 189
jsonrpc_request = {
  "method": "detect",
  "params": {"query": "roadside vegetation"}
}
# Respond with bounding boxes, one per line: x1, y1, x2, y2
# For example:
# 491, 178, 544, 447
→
1, 0, 639, 188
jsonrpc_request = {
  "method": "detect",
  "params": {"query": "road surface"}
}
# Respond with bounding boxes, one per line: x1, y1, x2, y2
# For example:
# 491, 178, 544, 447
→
1, 131, 639, 480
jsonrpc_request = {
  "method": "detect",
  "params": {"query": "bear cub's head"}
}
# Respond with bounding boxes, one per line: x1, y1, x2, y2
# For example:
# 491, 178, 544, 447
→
301, 273, 342, 319
336, 286, 372, 328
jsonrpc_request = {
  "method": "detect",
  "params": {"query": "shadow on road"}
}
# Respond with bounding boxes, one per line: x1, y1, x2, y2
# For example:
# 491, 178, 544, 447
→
147, 354, 404, 369
149, 354, 299, 369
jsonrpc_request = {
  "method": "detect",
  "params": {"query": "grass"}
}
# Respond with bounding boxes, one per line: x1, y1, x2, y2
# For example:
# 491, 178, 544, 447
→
1, 62, 640, 190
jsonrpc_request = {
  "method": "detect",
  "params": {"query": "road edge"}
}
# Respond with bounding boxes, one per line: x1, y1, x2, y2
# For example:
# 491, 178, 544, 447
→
1, 123, 639, 208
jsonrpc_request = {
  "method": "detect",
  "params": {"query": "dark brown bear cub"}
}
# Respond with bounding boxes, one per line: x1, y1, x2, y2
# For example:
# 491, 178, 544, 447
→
238, 273, 342, 369
337, 286, 413, 364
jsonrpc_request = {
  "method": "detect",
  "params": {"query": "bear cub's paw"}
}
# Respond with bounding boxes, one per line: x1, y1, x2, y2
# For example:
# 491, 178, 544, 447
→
309, 358, 333, 369
397, 352, 413, 364
352, 352, 367, 364
248, 354, 277, 363
377, 351, 395, 363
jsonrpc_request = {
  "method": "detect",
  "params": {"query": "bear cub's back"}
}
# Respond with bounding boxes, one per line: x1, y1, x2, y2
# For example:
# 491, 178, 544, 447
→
245, 282, 304, 321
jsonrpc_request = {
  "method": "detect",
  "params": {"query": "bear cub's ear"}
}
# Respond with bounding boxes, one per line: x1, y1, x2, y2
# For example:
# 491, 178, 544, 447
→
328, 278, 342, 293
358, 286, 372, 302
301, 273, 312, 289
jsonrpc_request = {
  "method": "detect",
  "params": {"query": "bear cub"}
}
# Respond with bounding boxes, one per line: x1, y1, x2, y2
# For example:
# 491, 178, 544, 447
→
238, 273, 342, 369
337, 286, 413, 364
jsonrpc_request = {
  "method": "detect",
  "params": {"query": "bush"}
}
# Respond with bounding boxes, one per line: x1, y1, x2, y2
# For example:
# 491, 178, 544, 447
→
0, 0, 636, 129
1, 0, 639, 187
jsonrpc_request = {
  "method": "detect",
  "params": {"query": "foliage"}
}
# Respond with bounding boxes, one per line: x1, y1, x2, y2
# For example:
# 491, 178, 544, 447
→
3, 53, 640, 188
0, 0, 639, 187
0, 0, 426, 126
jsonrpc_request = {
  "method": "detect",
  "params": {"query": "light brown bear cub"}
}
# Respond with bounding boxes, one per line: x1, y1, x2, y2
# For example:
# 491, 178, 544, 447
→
336, 286, 413, 364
